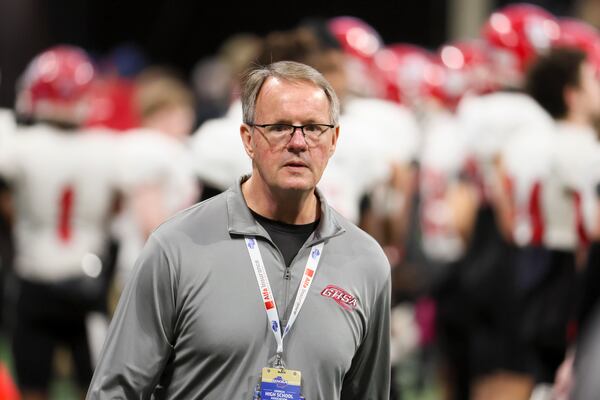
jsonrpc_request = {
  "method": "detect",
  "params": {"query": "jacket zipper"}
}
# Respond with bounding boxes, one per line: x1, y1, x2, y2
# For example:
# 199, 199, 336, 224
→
258, 236, 309, 329
281, 248, 305, 328
262, 238, 292, 326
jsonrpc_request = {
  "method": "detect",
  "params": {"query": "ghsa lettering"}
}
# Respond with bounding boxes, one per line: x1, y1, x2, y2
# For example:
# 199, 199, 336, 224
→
320, 285, 358, 310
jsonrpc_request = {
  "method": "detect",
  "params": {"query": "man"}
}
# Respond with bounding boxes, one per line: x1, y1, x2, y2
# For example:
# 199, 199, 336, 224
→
189, 34, 262, 200
516, 46, 600, 399
0, 46, 122, 400
427, 6, 562, 399
111, 68, 198, 287
87, 61, 392, 399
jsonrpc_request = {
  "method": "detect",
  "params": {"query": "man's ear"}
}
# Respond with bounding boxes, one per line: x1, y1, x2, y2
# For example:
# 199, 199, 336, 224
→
328, 125, 340, 157
240, 123, 255, 159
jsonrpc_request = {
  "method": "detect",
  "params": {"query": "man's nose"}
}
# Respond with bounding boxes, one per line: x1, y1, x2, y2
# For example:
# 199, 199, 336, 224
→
287, 128, 308, 150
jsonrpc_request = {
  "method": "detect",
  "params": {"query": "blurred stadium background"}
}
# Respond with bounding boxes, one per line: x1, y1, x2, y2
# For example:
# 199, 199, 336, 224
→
2, 0, 600, 399
0, 0, 580, 108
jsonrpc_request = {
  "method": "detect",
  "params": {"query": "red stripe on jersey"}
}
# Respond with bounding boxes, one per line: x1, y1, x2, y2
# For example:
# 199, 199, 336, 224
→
573, 191, 589, 248
58, 186, 74, 243
529, 181, 544, 246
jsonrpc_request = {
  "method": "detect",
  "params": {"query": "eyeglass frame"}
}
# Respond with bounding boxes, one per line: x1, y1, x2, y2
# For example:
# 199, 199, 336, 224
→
247, 123, 335, 147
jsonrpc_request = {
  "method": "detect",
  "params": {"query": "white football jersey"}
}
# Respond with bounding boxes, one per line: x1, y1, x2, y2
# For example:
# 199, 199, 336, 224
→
342, 96, 420, 168
542, 123, 600, 250
325, 109, 383, 214
500, 118, 556, 247
318, 161, 363, 223
457, 92, 554, 200
0, 124, 122, 282
190, 101, 251, 190
419, 110, 469, 261
112, 128, 198, 277
321, 97, 420, 222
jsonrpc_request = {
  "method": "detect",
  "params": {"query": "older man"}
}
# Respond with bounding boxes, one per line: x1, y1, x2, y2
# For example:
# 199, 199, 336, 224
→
87, 61, 391, 400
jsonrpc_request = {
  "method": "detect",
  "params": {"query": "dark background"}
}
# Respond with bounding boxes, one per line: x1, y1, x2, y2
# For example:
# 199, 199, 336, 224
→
0, 0, 578, 108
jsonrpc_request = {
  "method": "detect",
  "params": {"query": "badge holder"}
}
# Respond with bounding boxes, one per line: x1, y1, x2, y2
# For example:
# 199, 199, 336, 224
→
252, 354, 304, 400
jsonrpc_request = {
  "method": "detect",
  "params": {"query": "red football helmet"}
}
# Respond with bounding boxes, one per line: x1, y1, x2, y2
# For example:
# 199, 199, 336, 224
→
433, 39, 496, 108
482, 3, 560, 86
17, 45, 95, 121
85, 77, 140, 131
372, 44, 440, 106
554, 18, 600, 73
328, 16, 383, 61
328, 16, 386, 97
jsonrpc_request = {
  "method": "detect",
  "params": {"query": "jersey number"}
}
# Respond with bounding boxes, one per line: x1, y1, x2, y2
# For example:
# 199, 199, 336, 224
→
58, 186, 74, 243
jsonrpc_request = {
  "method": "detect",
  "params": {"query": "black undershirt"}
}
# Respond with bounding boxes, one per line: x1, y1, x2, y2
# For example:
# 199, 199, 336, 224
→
250, 210, 319, 268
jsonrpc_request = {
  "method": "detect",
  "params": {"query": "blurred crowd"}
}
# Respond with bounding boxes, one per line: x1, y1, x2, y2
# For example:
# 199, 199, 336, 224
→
2, 2, 600, 400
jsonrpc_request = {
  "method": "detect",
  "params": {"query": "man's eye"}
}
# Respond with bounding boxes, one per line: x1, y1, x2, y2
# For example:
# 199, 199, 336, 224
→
304, 124, 320, 133
268, 124, 291, 133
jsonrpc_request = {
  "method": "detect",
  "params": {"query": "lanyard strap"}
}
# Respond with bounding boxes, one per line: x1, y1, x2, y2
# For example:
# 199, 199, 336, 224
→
245, 236, 324, 356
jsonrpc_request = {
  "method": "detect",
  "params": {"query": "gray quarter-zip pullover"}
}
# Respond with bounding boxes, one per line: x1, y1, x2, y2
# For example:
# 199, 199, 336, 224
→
87, 177, 391, 400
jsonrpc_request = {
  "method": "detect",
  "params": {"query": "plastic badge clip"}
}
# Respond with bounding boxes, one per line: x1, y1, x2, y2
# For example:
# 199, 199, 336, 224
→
273, 352, 286, 371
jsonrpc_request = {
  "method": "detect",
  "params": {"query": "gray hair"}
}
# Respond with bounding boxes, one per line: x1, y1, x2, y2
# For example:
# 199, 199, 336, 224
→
241, 61, 340, 126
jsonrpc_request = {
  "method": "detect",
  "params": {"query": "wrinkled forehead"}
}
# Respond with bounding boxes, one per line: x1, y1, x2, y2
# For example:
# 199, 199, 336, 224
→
256, 76, 324, 98
255, 77, 331, 121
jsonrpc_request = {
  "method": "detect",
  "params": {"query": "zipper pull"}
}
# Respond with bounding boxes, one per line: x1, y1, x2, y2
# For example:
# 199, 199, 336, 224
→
283, 268, 291, 280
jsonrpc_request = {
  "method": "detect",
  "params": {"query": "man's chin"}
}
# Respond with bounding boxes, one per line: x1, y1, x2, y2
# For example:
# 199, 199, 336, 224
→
277, 177, 315, 192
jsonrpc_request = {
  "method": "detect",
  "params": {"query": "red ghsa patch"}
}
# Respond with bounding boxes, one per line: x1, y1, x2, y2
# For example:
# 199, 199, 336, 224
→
320, 285, 358, 311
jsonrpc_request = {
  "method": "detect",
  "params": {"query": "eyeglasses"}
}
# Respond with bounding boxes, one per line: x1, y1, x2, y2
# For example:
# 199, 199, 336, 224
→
249, 123, 335, 147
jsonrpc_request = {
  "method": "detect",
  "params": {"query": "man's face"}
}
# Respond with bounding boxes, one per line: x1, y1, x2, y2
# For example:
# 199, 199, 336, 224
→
143, 104, 196, 142
241, 77, 339, 193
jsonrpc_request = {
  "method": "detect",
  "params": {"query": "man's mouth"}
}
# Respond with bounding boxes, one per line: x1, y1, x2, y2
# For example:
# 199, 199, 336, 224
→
284, 161, 308, 168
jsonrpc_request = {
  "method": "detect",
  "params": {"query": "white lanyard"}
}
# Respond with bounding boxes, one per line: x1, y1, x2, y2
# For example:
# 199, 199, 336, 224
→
245, 236, 324, 362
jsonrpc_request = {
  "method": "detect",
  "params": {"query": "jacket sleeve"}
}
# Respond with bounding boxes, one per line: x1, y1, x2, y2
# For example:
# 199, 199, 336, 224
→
340, 271, 391, 400
573, 303, 600, 400
87, 235, 177, 399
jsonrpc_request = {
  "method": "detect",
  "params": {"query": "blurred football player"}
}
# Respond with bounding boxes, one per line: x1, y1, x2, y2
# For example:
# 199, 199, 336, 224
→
315, 20, 421, 249
525, 22, 600, 396
189, 35, 262, 200
327, 15, 386, 98
111, 67, 198, 287
432, 4, 562, 399
0, 45, 124, 400
482, 2, 560, 90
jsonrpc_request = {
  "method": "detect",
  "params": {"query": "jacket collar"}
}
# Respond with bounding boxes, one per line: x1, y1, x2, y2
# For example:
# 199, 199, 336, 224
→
226, 175, 345, 246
